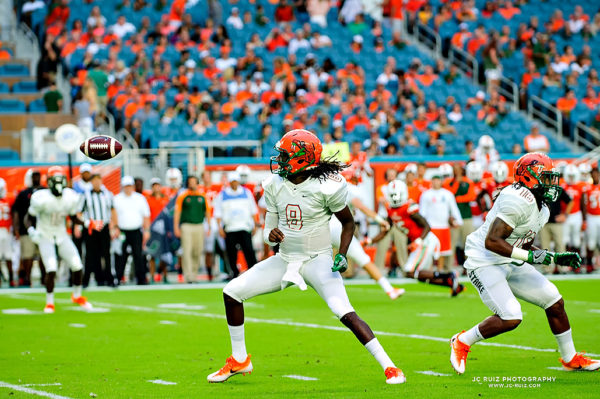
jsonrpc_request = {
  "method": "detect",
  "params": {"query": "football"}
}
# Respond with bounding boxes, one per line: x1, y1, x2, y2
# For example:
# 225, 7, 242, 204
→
80, 135, 123, 160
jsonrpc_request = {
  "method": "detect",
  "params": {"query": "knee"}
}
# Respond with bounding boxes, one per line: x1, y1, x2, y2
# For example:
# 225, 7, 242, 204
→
327, 296, 355, 319
223, 286, 243, 304
502, 318, 521, 331
545, 298, 565, 315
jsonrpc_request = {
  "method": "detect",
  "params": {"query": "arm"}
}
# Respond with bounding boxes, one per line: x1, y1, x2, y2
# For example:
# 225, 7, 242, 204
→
448, 194, 463, 227
11, 208, 20, 239
484, 217, 552, 265
173, 193, 183, 238
110, 208, 119, 239
350, 196, 390, 230
454, 180, 477, 203
331, 206, 355, 272
410, 212, 431, 240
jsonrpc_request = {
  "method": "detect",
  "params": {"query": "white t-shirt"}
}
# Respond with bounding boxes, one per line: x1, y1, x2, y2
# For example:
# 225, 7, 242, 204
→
263, 174, 347, 262
288, 38, 310, 54
113, 192, 150, 230
215, 57, 237, 71
419, 188, 463, 229
226, 15, 244, 30
213, 186, 258, 233
111, 22, 136, 38
465, 185, 550, 269
28, 188, 81, 241
22, 0, 45, 13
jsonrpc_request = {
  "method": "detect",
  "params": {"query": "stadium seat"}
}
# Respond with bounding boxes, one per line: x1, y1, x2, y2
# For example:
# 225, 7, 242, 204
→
0, 98, 26, 113
28, 98, 46, 112
12, 81, 38, 93
0, 64, 29, 76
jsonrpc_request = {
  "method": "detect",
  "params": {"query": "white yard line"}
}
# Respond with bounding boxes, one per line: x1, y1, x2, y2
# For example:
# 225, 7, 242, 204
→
22, 384, 62, 387
415, 371, 452, 377
0, 381, 74, 399
147, 379, 177, 385
417, 313, 440, 317
547, 367, 565, 371
283, 375, 319, 381
68, 323, 86, 328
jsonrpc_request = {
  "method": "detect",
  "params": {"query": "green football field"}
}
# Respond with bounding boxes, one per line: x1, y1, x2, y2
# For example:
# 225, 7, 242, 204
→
0, 278, 599, 399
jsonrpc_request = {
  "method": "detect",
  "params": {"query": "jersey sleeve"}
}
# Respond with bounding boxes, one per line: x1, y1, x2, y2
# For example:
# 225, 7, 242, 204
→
28, 191, 44, 217
407, 202, 419, 215
323, 176, 348, 213
495, 194, 527, 229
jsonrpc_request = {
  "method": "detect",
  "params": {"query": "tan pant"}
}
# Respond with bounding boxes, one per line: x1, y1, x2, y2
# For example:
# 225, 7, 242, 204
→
20, 235, 40, 259
375, 226, 407, 270
539, 223, 565, 253
180, 223, 205, 283
451, 218, 474, 250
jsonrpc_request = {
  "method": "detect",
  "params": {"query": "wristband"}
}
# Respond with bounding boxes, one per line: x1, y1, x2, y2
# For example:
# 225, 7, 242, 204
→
511, 247, 529, 262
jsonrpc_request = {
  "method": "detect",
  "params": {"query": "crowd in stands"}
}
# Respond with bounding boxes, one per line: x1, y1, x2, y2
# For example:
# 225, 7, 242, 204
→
20, 0, 574, 156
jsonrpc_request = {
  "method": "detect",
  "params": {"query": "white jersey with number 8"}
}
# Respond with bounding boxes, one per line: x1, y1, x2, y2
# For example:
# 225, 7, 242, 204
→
465, 185, 549, 269
262, 174, 347, 263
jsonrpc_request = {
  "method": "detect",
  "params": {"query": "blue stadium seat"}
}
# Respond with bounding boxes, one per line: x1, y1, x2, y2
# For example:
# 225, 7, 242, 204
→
12, 81, 38, 93
28, 98, 46, 112
0, 99, 26, 113
0, 148, 18, 160
0, 81, 9, 93
0, 64, 29, 76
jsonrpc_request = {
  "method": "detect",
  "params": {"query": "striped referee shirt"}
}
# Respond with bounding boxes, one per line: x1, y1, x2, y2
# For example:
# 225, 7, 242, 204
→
81, 187, 113, 226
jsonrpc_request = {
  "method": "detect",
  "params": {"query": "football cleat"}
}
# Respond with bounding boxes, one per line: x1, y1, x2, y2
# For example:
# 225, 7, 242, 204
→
387, 288, 406, 300
207, 355, 253, 383
384, 367, 406, 384
560, 353, 600, 371
71, 294, 93, 310
452, 284, 466, 297
450, 331, 471, 374
44, 304, 55, 314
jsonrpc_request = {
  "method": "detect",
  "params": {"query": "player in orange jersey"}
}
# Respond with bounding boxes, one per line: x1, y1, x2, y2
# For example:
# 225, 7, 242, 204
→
583, 168, 600, 273
144, 178, 170, 283
0, 178, 15, 286
561, 165, 585, 254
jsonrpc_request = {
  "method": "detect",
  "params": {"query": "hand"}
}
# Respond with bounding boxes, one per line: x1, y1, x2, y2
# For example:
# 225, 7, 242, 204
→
110, 227, 120, 240
14, 232, 20, 240
555, 213, 567, 223
142, 230, 150, 248
331, 253, 348, 273
27, 226, 41, 244
219, 227, 226, 238
407, 237, 423, 253
268, 228, 285, 243
527, 249, 553, 265
74, 224, 82, 238
174, 225, 181, 238
553, 252, 582, 269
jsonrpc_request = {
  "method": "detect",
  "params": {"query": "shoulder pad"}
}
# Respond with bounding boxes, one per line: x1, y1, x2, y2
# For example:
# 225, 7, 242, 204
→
320, 174, 346, 196
503, 185, 536, 205
261, 174, 282, 190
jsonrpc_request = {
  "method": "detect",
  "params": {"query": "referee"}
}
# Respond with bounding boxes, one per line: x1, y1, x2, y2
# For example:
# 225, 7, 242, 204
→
80, 174, 117, 287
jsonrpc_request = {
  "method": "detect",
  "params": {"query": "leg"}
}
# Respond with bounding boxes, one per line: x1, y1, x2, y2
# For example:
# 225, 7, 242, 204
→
37, 238, 59, 310
100, 229, 114, 286
374, 230, 392, 270
238, 231, 257, 268
391, 228, 408, 266
129, 230, 145, 284
180, 224, 195, 283
224, 232, 240, 278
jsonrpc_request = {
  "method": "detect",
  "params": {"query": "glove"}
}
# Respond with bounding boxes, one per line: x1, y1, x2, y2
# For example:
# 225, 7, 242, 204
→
527, 249, 553, 265
331, 253, 348, 273
27, 226, 41, 244
553, 252, 583, 269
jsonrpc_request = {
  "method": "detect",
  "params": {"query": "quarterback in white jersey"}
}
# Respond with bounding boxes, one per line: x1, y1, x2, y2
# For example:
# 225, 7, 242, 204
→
26, 167, 92, 313
450, 153, 599, 374
329, 167, 404, 299
207, 130, 405, 385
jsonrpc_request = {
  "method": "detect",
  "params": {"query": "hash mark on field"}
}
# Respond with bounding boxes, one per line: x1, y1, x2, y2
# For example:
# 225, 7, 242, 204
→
148, 379, 177, 385
2, 308, 42, 315
159, 320, 177, 325
283, 375, 319, 381
68, 307, 110, 313
68, 323, 86, 328
158, 303, 206, 310
417, 313, 440, 317
9, 294, 600, 358
589, 309, 600, 313
547, 367, 565, 371
0, 380, 74, 399
415, 371, 451, 377
22, 384, 62, 387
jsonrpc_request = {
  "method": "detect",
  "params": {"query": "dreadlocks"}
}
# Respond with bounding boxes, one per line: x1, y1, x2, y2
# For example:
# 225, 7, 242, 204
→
300, 156, 349, 182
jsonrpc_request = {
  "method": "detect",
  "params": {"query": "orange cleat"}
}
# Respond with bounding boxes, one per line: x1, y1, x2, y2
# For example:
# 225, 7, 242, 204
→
207, 355, 253, 383
71, 294, 93, 310
384, 367, 406, 384
177, 274, 185, 283
43, 304, 55, 314
450, 331, 471, 374
560, 352, 600, 371
387, 288, 406, 300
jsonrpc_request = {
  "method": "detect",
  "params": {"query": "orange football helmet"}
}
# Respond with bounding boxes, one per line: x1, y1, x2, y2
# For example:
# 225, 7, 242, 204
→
270, 129, 322, 178
514, 152, 561, 202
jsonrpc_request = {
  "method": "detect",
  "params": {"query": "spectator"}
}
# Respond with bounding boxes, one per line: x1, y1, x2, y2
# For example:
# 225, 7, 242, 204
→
512, 143, 523, 155
173, 175, 210, 283
340, 0, 362, 25
43, 80, 63, 112
524, 122, 550, 153
87, 61, 109, 110
255, 4, 270, 26
448, 103, 463, 123
309, 31, 332, 48
207, 0, 223, 26
21, 0, 45, 28
307, 0, 330, 27
37, 34, 59, 90
348, 13, 368, 35
11, 170, 44, 286
114, 176, 151, 285
432, 114, 457, 135
80, 174, 116, 287
111, 15, 136, 38
345, 107, 370, 131
557, 89, 578, 118
226, 7, 243, 30
46, 0, 70, 29
87, 6, 106, 29
144, 178, 170, 282
275, 0, 295, 23
567, 5, 588, 34
582, 87, 599, 110
73, 163, 93, 193
434, 139, 446, 156
288, 29, 310, 54
214, 172, 258, 279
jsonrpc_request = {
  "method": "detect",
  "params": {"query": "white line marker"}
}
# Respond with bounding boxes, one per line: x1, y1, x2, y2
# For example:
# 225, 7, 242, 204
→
0, 380, 74, 399
283, 375, 318, 381
417, 313, 440, 318
68, 323, 86, 328
9, 294, 600, 357
158, 303, 206, 310
415, 371, 451, 377
159, 320, 177, 325
68, 307, 110, 313
2, 308, 41, 315
22, 384, 62, 387
547, 367, 564, 371
147, 379, 177, 385
589, 309, 600, 313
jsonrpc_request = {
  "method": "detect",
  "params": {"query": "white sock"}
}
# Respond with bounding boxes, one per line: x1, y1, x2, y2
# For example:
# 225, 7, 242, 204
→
73, 285, 82, 298
365, 338, 395, 370
459, 325, 484, 346
555, 329, 576, 363
46, 292, 54, 305
228, 324, 248, 363
377, 277, 394, 294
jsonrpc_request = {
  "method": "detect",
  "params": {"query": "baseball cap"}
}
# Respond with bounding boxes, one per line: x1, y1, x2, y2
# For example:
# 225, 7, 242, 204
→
184, 59, 197, 69
80, 163, 92, 173
121, 176, 134, 187
228, 172, 241, 182
333, 119, 343, 128
150, 177, 161, 186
